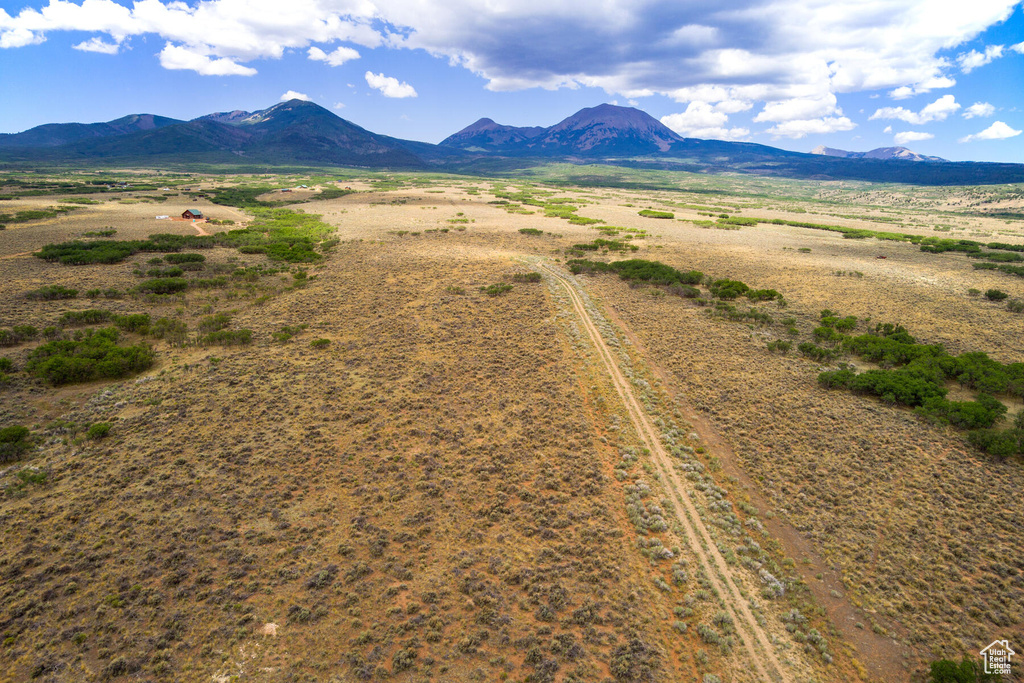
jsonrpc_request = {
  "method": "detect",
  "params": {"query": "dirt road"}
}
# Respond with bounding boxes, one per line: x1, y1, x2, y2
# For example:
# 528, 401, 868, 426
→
541, 261, 796, 683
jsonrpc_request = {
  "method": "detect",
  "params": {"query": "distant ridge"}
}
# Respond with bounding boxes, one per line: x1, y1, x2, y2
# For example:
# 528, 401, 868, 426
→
3, 100, 1024, 185
811, 144, 946, 163
0, 114, 182, 148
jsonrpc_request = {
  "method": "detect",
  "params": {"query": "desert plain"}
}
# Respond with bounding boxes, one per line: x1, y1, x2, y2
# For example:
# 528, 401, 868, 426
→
1, 167, 1023, 683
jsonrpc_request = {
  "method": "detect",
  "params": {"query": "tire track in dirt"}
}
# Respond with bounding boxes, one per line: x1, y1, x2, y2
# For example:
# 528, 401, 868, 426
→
540, 262, 795, 683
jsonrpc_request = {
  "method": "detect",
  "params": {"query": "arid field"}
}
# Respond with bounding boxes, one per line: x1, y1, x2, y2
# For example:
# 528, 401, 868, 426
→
1, 168, 1023, 683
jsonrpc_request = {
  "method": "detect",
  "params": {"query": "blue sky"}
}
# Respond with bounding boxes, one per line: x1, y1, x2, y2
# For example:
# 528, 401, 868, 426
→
1, 0, 1023, 162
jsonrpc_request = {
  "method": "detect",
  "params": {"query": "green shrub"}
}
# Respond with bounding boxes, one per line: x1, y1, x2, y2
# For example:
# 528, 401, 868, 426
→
985, 289, 1008, 301
59, 309, 111, 327
111, 313, 151, 334
0, 357, 13, 373
638, 209, 674, 219
199, 329, 252, 346
87, 422, 111, 439
1008, 299, 1024, 313
967, 428, 1023, 459
0, 425, 32, 463
198, 313, 232, 334
746, 288, 780, 301
929, 655, 1004, 682
709, 279, 749, 300
135, 277, 188, 295
0, 325, 39, 347
149, 318, 188, 344
512, 272, 542, 283
518, 228, 544, 236
481, 283, 514, 297
164, 253, 206, 264
666, 283, 700, 298
26, 328, 155, 385
26, 285, 78, 300
766, 340, 792, 354
310, 338, 331, 348
145, 266, 185, 278
918, 394, 1007, 430
798, 343, 837, 362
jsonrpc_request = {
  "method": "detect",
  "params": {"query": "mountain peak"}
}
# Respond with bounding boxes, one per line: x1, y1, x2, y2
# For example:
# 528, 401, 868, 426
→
543, 103, 682, 153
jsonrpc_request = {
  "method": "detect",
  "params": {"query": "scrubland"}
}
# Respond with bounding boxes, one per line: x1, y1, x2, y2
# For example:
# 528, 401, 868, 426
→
1, 169, 1023, 682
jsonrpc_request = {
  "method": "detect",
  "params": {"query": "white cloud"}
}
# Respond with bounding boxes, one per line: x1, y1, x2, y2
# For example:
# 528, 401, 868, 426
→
0, 0, 1018, 131
365, 71, 417, 98
959, 121, 1022, 143
765, 117, 856, 139
73, 36, 120, 53
308, 45, 359, 66
957, 44, 1004, 73
158, 43, 256, 76
888, 76, 956, 100
280, 90, 311, 101
883, 125, 892, 133
333, 102, 346, 109
0, 26, 44, 48
963, 102, 995, 119
870, 94, 959, 125
660, 101, 749, 140
1012, 41, 1024, 53
894, 131, 933, 145
754, 94, 839, 123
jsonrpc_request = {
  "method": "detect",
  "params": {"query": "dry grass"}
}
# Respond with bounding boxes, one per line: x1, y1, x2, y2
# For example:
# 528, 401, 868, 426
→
1, 170, 1023, 682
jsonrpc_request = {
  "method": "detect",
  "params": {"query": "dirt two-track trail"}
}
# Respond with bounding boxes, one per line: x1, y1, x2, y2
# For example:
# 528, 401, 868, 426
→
540, 262, 795, 683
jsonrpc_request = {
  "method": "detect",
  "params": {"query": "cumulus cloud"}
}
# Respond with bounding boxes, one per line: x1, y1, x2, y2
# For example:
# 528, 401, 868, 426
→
888, 76, 956, 100
158, 43, 256, 76
754, 94, 839, 123
894, 131, 933, 145
0, 0, 1018, 132
365, 71, 417, 98
963, 102, 995, 119
0, 26, 44, 48
1012, 41, 1024, 53
959, 121, 1022, 143
280, 90, 311, 101
660, 102, 749, 141
308, 45, 359, 66
764, 116, 856, 139
73, 36, 120, 53
870, 94, 959, 125
957, 44, 1003, 73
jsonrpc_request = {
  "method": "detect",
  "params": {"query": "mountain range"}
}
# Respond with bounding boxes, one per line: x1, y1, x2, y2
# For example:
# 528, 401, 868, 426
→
2, 99, 1022, 185
810, 145, 946, 163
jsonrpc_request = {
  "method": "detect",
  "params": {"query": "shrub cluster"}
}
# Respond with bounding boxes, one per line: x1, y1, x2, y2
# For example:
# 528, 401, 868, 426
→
25, 285, 77, 300
35, 234, 214, 265
568, 258, 703, 287
26, 328, 154, 386
198, 329, 253, 346
637, 209, 674, 219
0, 325, 39, 347
814, 319, 1024, 453
480, 283, 514, 297
0, 425, 31, 463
